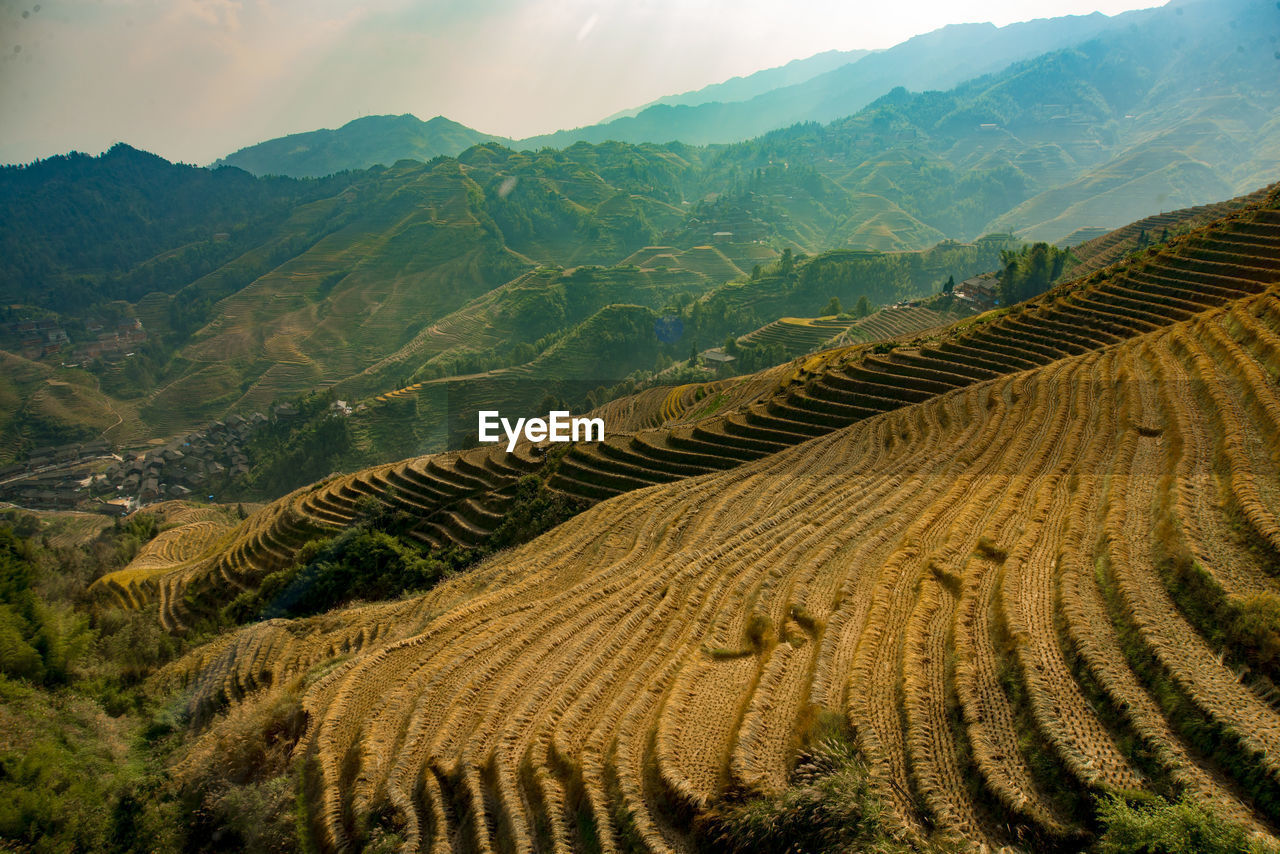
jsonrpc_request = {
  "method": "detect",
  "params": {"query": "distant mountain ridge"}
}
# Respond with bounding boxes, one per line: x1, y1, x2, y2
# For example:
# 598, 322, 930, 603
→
212, 114, 512, 178
597, 48, 874, 122
522, 9, 1152, 150
211, 6, 1159, 178
679, 0, 1280, 244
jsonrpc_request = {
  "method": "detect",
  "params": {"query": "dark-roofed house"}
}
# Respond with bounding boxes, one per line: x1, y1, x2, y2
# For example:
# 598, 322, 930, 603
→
954, 274, 998, 310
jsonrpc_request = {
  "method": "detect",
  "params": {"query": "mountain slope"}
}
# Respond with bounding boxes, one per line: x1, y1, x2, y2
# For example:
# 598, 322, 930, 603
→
693, 0, 1280, 245
0, 140, 712, 457
115, 184, 1280, 626
211, 114, 513, 178
0, 143, 338, 311
150, 193, 1280, 851
1063, 185, 1273, 275
975, 0, 1280, 239
4, 0, 1278, 462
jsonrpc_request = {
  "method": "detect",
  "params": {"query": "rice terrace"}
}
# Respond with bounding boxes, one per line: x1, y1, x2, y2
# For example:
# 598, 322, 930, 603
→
3, 0, 1280, 851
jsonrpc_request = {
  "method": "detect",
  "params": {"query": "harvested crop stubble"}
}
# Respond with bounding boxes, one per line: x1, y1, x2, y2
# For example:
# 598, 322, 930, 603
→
145, 192, 1280, 851
92, 507, 239, 609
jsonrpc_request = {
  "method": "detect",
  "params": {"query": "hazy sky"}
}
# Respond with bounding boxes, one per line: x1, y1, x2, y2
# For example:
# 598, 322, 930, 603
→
0, 0, 1160, 166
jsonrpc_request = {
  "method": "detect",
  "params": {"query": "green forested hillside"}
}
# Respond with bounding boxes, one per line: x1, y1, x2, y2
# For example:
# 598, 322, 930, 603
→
0, 145, 343, 312
320, 238, 1014, 467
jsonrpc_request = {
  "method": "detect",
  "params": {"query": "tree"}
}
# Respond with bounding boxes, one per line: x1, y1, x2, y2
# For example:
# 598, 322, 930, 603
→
508, 341, 537, 365
997, 248, 1018, 307
539, 392, 568, 412
855, 296, 871, 318
997, 242, 1067, 306
822, 297, 842, 317
943, 275, 955, 294
779, 247, 795, 275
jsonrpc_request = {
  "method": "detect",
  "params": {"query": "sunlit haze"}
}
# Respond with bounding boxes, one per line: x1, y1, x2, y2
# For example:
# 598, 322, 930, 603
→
0, 0, 1161, 166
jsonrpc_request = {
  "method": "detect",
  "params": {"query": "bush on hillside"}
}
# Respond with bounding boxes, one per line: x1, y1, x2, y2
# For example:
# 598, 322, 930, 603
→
1094, 791, 1277, 854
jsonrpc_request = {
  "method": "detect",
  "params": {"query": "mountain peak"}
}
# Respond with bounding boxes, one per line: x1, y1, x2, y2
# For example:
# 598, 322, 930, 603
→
212, 115, 511, 178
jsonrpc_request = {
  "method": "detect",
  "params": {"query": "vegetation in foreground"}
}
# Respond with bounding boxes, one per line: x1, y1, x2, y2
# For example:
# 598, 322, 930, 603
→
0, 511, 182, 851
1093, 791, 1278, 854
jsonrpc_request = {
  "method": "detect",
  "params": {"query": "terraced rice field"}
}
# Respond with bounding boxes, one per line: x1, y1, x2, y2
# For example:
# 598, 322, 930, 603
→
847, 304, 956, 342
673, 245, 747, 280
349, 272, 527, 396
93, 503, 241, 611
162, 208, 1280, 849
737, 306, 963, 358
31, 510, 115, 549
135, 194, 1280, 637
1064, 184, 1274, 278
737, 316, 857, 353
542, 199, 1280, 506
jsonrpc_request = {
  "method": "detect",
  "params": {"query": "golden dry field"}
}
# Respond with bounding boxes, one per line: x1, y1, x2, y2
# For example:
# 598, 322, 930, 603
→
122, 191, 1280, 851
91, 502, 243, 610
735, 304, 957, 355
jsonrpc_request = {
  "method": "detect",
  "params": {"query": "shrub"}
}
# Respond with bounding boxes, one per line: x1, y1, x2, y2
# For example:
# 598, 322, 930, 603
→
0, 604, 45, 682
745, 613, 774, 652
1230, 593, 1280, 669
697, 730, 953, 854
701, 739, 889, 854
224, 528, 461, 622
1094, 791, 1277, 854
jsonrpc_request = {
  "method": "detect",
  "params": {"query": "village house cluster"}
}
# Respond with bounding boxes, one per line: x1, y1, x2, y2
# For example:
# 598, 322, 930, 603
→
101, 410, 279, 504
0, 318, 70, 359
0, 402, 315, 514
0, 439, 115, 510
71, 317, 147, 363
0, 316, 146, 363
